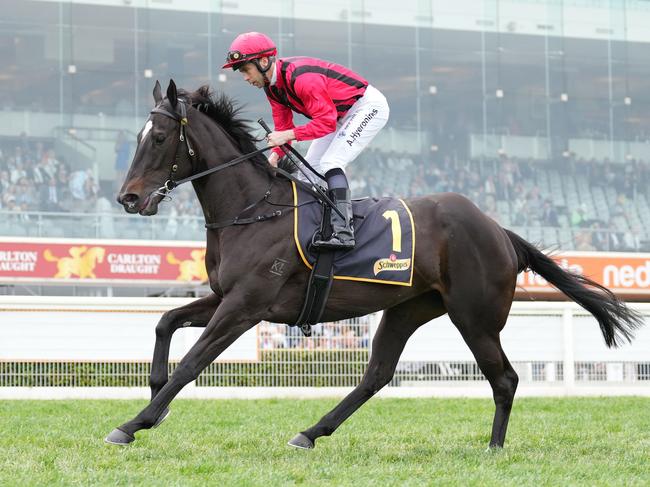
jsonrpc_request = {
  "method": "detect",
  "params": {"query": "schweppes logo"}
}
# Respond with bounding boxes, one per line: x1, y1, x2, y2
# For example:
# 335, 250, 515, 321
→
373, 253, 411, 276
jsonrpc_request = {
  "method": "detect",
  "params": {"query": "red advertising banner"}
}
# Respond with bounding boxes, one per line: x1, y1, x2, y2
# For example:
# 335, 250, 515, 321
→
0, 238, 649, 297
0, 237, 207, 285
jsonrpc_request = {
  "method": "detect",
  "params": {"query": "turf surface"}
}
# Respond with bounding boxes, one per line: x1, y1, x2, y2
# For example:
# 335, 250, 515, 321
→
0, 397, 648, 486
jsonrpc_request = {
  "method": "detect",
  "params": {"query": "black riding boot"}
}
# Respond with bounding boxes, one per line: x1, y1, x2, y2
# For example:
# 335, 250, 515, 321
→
313, 188, 356, 250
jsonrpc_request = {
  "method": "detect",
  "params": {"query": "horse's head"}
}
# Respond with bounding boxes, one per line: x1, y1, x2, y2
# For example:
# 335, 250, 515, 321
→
117, 79, 196, 216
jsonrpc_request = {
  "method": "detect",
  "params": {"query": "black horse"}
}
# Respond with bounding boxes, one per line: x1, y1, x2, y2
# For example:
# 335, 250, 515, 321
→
109, 80, 642, 449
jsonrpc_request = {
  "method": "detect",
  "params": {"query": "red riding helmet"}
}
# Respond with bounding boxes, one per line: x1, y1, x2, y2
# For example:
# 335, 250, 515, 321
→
222, 32, 277, 71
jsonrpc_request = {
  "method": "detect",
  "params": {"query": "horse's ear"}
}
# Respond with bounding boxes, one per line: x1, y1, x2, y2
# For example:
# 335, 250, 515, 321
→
153, 80, 162, 104
166, 79, 178, 108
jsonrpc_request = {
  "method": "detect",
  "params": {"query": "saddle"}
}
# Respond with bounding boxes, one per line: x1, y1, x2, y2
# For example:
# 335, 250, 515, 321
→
292, 182, 415, 336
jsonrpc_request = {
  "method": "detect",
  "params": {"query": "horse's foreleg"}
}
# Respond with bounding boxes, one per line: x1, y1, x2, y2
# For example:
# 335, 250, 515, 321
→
149, 293, 222, 399
290, 292, 445, 449
106, 298, 257, 445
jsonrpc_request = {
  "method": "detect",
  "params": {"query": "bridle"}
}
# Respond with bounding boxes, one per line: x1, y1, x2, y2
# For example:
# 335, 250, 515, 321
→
149, 99, 272, 200
143, 96, 345, 230
146, 98, 319, 230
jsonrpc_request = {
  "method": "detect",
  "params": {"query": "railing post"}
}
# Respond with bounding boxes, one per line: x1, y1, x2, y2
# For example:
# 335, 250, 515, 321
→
183, 327, 198, 395
545, 361, 556, 382
562, 306, 575, 392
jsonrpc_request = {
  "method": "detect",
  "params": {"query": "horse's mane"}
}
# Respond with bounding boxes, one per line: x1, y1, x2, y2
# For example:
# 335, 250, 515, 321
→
177, 86, 268, 165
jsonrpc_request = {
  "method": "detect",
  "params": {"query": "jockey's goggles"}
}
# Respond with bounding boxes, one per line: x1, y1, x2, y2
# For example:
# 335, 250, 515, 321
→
226, 48, 275, 64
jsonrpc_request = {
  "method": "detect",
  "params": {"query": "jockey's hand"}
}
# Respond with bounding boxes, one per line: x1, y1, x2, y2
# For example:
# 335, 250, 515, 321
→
268, 152, 280, 167
266, 129, 295, 147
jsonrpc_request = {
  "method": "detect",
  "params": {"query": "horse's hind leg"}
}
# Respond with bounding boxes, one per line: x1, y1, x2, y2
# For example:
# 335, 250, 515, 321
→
445, 291, 518, 448
289, 291, 445, 449
434, 205, 520, 448
458, 326, 518, 448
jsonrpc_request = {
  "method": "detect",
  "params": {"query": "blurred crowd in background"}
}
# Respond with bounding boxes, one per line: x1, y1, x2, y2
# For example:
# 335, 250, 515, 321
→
1, 135, 649, 251
259, 320, 370, 350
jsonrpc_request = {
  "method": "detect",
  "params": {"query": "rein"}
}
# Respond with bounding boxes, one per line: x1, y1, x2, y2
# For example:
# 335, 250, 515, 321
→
149, 100, 322, 229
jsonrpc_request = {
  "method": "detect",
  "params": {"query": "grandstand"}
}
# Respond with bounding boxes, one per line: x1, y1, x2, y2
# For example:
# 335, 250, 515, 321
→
1, 1, 650, 256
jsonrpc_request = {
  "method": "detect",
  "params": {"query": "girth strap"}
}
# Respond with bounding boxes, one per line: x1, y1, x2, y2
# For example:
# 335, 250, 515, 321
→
293, 203, 336, 336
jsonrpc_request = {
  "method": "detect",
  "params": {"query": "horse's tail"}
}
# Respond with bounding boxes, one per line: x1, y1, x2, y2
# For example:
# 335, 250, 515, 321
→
504, 228, 643, 347
43, 249, 59, 262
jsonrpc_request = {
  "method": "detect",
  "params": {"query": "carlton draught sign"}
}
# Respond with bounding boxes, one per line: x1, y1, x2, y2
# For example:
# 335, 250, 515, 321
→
0, 237, 207, 285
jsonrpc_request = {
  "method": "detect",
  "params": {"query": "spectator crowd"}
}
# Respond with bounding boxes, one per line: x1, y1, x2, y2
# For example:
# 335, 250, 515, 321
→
0, 135, 104, 214
347, 148, 650, 252
1, 134, 649, 251
259, 320, 369, 350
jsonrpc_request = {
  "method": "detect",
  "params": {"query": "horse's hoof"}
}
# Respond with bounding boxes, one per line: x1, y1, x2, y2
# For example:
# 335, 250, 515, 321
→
152, 408, 170, 429
287, 433, 314, 450
104, 428, 135, 445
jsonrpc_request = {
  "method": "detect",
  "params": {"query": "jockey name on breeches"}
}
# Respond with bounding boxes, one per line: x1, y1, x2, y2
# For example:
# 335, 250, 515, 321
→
298, 85, 389, 183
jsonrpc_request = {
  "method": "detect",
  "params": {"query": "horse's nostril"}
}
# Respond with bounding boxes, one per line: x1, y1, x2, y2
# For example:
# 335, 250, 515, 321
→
119, 193, 140, 208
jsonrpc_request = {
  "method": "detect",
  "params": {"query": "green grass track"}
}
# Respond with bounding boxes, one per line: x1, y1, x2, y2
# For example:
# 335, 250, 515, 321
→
0, 397, 648, 486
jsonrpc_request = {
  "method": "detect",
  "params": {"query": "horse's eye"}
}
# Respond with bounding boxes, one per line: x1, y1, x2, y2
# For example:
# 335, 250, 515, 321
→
154, 134, 166, 145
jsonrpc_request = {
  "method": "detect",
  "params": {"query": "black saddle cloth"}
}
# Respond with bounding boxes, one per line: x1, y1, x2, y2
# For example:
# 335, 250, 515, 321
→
292, 182, 415, 286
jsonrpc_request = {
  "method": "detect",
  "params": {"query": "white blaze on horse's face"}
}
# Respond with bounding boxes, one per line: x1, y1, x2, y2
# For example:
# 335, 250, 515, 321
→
140, 119, 153, 142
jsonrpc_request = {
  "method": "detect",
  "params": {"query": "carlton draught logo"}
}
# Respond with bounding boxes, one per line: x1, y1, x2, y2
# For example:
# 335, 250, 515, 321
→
373, 253, 411, 276
0, 250, 38, 272
166, 249, 208, 282
43, 246, 106, 279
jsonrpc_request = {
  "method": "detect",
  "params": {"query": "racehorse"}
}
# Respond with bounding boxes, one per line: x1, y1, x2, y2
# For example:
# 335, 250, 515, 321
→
109, 80, 642, 449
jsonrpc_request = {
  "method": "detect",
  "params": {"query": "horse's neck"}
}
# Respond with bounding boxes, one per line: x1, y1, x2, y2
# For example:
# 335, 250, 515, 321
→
190, 122, 275, 225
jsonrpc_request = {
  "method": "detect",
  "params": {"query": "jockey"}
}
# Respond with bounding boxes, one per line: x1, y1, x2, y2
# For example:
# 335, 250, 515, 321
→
222, 31, 389, 250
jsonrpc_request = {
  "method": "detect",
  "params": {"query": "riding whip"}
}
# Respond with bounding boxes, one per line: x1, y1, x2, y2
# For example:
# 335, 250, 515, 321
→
258, 118, 345, 220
